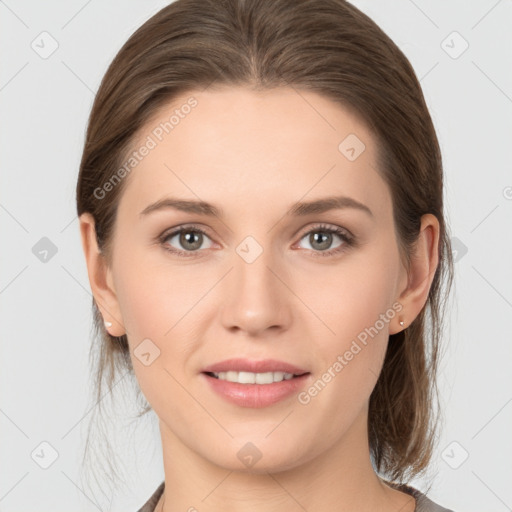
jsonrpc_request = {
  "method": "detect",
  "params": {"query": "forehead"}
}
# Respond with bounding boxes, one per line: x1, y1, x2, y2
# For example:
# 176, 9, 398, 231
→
117, 86, 391, 221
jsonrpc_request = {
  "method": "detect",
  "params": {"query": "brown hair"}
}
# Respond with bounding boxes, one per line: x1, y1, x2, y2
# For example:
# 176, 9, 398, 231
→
76, 0, 454, 488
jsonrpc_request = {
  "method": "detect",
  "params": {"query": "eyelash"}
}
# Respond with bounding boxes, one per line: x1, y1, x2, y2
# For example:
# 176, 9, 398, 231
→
157, 223, 355, 259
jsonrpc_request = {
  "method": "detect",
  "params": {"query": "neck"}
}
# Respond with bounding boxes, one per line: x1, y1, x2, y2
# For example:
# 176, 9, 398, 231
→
156, 408, 415, 512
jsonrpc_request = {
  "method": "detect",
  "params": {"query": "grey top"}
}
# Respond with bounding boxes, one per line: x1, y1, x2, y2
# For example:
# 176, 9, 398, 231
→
136, 480, 454, 511
386, 481, 455, 512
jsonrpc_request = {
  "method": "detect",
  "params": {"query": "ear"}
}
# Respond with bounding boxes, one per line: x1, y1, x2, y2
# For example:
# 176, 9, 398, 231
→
79, 212, 126, 337
390, 213, 440, 335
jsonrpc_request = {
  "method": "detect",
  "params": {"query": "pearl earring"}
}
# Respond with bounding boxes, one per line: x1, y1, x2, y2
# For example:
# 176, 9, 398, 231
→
399, 319, 404, 327
104, 321, 113, 328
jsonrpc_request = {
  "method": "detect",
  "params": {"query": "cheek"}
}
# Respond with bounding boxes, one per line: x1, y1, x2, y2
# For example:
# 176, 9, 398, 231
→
112, 262, 196, 413
115, 271, 171, 340
112, 251, 213, 390
302, 243, 400, 387
113, 246, 209, 339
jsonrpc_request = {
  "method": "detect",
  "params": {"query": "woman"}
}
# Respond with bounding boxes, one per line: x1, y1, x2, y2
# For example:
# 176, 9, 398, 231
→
77, 0, 455, 510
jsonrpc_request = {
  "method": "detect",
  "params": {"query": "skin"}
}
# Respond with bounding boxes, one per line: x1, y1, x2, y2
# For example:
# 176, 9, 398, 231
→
80, 86, 439, 512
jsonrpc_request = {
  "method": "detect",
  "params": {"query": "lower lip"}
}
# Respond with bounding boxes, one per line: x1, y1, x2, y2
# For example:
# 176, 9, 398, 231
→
201, 372, 311, 408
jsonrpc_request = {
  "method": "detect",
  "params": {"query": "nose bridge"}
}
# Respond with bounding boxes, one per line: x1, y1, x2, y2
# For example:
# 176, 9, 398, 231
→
221, 234, 290, 333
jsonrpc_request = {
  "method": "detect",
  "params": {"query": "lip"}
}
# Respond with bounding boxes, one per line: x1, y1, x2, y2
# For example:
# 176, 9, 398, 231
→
201, 358, 309, 375
201, 372, 311, 408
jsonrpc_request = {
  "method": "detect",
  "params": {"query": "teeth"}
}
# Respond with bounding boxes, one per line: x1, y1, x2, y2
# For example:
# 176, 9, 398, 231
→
212, 371, 296, 384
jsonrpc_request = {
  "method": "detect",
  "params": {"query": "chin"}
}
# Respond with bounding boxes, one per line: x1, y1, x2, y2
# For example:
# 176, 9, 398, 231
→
203, 436, 311, 475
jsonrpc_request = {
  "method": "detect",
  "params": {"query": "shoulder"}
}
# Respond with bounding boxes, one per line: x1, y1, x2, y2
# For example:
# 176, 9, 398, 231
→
388, 481, 456, 512
136, 481, 165, 512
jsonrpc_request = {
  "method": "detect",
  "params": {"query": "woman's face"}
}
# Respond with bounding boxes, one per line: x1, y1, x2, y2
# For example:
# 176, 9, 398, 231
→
88, 86, 415, 471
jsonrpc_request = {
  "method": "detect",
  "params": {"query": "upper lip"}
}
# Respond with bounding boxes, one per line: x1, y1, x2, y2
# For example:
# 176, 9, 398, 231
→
202, 358, 309, 375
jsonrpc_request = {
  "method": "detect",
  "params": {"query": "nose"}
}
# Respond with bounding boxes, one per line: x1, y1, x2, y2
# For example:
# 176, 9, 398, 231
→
221, 242, 292, 336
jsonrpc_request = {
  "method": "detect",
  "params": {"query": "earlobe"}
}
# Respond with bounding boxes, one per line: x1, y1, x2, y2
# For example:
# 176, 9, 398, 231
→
79, 213, 126, 337
392, 214, 440, 334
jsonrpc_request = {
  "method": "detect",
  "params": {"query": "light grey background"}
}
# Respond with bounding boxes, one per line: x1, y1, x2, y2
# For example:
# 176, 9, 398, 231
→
1, 1, 511, 511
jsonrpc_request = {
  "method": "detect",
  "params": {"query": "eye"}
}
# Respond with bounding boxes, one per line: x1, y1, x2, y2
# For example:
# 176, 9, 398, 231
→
159, 225, 214, 257
158, 223, 355, 259
296, 223, 354, 257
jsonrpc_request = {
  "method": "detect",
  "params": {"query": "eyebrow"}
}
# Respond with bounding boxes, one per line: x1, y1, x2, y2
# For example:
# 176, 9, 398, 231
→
139, 195, 373, 218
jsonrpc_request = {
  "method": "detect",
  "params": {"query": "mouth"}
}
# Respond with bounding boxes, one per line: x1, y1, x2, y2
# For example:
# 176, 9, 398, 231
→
202, 371, 309, 384
201, 358, 309, 378
201, 370, 312, 408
